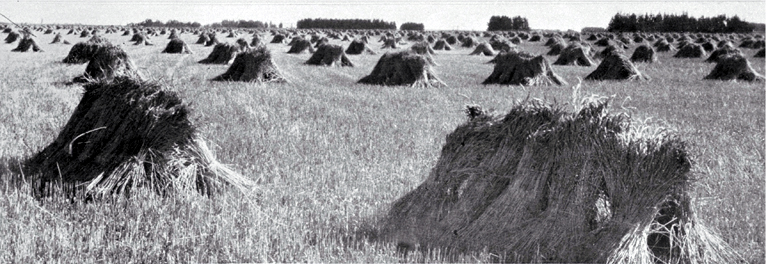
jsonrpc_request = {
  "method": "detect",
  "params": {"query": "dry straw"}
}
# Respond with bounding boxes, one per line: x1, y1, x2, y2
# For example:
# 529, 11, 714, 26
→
305, 44, 354, 67
382, 97, 743, 263
212, 46, 286, 83
704, 54, 764, 82
346, 39, 377, 55
586, 52, 648, 81
358, 51, 445, 87
553, 43, 595, 66
483, 51, 566, 86
62, 38, 142, 83
25, 77, 255, 198
199, 42, 242, 64
162, 37, 193, 54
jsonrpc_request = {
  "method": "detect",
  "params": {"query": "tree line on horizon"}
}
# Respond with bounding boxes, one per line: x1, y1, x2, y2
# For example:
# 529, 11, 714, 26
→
400, 22, 424, 31
128, 19, 281, 29
487, 15, 530, 31
296, 18, 396, 30
607, 12, 756, 33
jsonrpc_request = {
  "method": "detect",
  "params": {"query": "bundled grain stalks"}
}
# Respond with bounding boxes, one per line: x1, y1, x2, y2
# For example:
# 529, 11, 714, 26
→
212, 46, 286, 83
195, 33, 210, 44
250, 35, 264, 47
629, 44, 657, 63
205, 34, 220, 46
410, 41, 436, 55
358, 51, 445, 87
674, 43, 706, 58
700, 41, 716, 52
64, 41, 142, 83
346, 39, 377, 55
50, 33, 63, 44
586, 53, 648, 81
313, 37, 329, 48
461, 37, 479, 48
25, 77, 255, 198
162, 38, 193, 54
705, 46, 743, 63
546, 41, 568, 56
490, 39, 516, 53
305, 44, 353, 67
4, 30, 19, 43
63, 37, 109, 64
482, 52, 566, 86
656, 40, 677, 53
446, 35, 458, 45
469, 42, 496, 56
432, 39, 452, 51
381, 38, 398, 49
382, 99, 744, 263
271, 34, 287, 44
11, 37, 43, 52
287, 38, 315, 54
704, 54, 764, 81
553, 43, 595, 66
199, 43, 242, 64
132, 33, 153, 46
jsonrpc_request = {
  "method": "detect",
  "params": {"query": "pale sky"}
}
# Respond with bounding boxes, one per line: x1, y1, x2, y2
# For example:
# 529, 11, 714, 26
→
0, 0, 764, 31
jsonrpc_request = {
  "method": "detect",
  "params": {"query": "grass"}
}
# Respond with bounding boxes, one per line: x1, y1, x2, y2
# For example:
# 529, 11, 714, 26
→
0, 31, 763, 263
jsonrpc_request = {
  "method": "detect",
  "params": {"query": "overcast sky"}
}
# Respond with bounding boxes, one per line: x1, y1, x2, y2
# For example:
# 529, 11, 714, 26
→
0, 0, 764, 31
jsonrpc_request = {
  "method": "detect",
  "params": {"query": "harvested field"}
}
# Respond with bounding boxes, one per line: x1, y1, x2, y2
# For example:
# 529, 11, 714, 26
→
0, 29, 763, 264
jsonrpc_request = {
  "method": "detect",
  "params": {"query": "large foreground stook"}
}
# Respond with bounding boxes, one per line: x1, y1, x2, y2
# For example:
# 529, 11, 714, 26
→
382, 99, 743, 263
25, 77, 254, 198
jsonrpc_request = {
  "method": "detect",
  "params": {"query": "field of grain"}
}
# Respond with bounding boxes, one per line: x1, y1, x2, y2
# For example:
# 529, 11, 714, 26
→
0, 30, 763, 263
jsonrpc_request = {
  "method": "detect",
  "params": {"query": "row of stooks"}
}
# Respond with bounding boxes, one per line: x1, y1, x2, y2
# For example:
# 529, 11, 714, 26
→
5, 26, 764, 84
6, 28, 752, 263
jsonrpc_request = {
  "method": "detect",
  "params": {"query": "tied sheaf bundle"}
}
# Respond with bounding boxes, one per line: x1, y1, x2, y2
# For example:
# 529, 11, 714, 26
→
287, 38, 315, 54
11, 37, 43, 52
25, 77, 254, 198
586, 52, 648, 81
305, 44, 354, 67
345, 39, 377, 55
704, 54, 764, 82
469, 42, 496, 56
553, 43, 595, 66
213, 46, 286, 83
62, 36, 112, 64
162, 38, 193, 54
483, 51, 566, 86
382, 98, 743, 263
358, 51, 445, 87
199, 42, 242, 64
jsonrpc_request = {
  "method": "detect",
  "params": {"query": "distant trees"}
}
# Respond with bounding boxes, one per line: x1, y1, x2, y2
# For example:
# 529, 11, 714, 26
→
487, 15, 530, 31
400, 22, 424, 31
607, 13, 755, 33
129, 19, 201, 28
129, 19, 274, 28
297, 18, 396, 29
581, 27, 607, 33
209, 20, 269, 28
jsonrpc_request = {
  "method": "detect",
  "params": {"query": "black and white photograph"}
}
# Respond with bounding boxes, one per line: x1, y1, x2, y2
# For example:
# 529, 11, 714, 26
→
0, 0, 763, 262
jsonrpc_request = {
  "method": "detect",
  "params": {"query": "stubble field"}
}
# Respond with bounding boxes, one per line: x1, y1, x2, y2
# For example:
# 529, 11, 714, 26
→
0, 30, 763, 263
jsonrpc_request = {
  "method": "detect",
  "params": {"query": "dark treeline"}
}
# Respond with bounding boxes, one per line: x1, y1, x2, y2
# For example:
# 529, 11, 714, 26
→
607, 13, 755, 33
296, 18, 396, 29
209, 20, 276, 28
400, 22, 424, 31
487, 15, 530, 31
128, 19, 275, 28
129, 19, 201, 28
